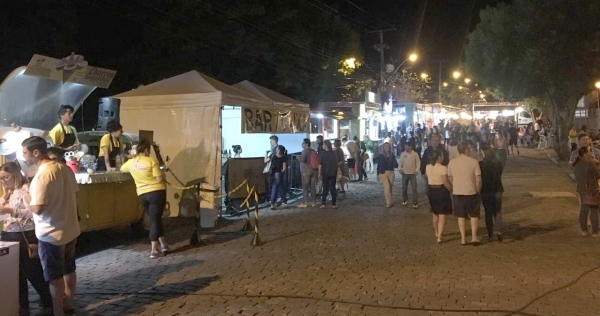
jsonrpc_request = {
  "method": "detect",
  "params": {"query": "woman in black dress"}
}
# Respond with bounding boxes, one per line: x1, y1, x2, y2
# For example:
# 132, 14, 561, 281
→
319, 140, 339, 209
425, 150, 453, 243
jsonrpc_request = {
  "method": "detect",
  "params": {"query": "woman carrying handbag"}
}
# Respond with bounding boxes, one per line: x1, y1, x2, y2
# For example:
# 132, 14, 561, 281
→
0, 162, 53, 316
573, 147, 600, 237
376, 142, 399, 208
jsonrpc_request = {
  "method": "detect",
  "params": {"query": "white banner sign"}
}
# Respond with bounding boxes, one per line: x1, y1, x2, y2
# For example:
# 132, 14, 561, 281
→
24, 54, 117, 89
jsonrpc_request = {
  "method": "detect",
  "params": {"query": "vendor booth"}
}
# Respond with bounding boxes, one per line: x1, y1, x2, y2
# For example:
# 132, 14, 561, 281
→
114, 71, 309, 217
0, 55, 140, 233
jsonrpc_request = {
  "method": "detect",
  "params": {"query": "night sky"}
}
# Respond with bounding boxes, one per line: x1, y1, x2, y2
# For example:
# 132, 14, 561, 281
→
330, 0, 508, 80
0, 0, 508, 129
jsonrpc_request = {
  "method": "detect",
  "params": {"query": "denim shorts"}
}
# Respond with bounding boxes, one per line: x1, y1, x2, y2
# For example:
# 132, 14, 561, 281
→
38, 238, 77, 282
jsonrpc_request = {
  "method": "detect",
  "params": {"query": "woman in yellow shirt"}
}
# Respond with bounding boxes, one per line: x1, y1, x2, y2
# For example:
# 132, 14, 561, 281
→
97, 120, 124, 171
120, 140, 170, 258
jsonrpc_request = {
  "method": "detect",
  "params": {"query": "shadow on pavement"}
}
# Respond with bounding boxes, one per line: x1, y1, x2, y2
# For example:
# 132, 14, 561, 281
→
76, 226, 144, 258
503, 221, 571, 241
75, 260, 216, 315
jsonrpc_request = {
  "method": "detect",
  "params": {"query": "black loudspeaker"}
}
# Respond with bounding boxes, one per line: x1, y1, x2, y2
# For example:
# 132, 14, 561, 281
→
96, 97, 120, 131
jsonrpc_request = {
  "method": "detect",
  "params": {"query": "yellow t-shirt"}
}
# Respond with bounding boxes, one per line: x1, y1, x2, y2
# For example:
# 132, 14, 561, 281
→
120, 156, 166, 195
48, 123, 79, 147
569, 128, 578, 144
98, 134, 123, 157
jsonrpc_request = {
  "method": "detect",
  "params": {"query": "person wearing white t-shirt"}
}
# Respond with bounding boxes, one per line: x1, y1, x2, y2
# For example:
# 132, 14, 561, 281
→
399, 143, 421, 208
425, 150, 453, 243
448, 141, 482, 246
22, 136, 80, 316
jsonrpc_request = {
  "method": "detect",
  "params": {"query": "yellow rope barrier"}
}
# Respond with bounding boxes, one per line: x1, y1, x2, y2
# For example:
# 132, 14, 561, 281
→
164, 169, 260, 216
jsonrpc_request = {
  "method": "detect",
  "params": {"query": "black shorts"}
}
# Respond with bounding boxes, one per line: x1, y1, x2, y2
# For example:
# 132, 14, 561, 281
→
509, 138, 518, 146
39, 238, 77, 281
347, 159, 356, 168
452, 194, 481, 218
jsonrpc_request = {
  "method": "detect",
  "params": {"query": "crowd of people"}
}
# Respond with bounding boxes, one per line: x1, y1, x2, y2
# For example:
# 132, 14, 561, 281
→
6, 107, 589, 315
257, 117, 519, 246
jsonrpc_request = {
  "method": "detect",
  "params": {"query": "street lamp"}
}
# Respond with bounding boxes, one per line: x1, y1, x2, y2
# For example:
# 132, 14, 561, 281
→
595, 81, 600, 108
480, 93, 485, 99
344, 58, 357, 69
464, 78, 471, 84
420, 73, 428, 79
387, 53, 419, 78
458, 86, 463, 90
443, 82, 448, 87
453, 71, 461, 79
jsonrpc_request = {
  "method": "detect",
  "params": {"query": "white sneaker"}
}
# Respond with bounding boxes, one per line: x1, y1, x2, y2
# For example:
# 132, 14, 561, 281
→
402, 201, 408, 206
413, 203, 418, 209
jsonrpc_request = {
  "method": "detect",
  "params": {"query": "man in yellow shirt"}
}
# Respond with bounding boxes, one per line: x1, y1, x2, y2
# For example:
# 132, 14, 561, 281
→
48, 105, 80, 151
569, 125, 578, 152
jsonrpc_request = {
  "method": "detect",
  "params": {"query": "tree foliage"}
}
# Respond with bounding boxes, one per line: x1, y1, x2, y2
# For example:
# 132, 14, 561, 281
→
441, 83, 477, 107
389, 68, 431, 103
522, 96, 549, 121
465, 0, 600, 159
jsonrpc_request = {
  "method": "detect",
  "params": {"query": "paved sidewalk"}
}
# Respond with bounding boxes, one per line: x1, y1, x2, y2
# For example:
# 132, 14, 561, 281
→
28, 148, 600, 316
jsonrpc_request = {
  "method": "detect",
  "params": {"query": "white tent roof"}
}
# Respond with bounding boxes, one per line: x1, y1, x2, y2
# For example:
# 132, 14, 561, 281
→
233, 80, 308, 112
113, 70, 272, 109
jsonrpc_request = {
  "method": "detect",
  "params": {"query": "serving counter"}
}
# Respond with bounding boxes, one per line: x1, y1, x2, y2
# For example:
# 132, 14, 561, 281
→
76, 172, 144, 232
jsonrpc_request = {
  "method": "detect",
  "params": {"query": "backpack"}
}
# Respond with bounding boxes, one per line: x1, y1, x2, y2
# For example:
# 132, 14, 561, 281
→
308, 149, 320, 170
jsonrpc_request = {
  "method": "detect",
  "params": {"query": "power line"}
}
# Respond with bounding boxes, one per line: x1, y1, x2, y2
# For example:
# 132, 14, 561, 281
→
94, 0, 321, 77
299, 0, 378, 31
345, 0, 396, 29
126, 0, 327, 76
140, 0, 354, 68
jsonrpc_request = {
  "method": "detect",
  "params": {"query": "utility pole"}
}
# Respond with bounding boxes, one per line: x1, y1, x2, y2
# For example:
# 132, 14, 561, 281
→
379, 30, 384, 96
368, 28, 395, 110
438, 61, 442, 104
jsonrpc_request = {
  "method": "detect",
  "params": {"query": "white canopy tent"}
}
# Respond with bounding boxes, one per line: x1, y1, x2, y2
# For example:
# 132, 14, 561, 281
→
113, 71, 310, 214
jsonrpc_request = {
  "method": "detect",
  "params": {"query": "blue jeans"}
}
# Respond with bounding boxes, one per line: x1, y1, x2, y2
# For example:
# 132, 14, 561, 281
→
270, 172, 285, 204
402, 174, 418, 204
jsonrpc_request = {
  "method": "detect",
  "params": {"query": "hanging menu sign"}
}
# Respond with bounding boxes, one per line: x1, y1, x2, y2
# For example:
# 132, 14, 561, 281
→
24, 53, 117, 89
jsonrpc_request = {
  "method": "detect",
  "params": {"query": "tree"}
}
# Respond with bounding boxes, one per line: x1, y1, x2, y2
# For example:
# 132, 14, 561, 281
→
522, 96, 550, 121
464, 0, 600, 159
441, 84, 476, 107
389, 68, 431, 103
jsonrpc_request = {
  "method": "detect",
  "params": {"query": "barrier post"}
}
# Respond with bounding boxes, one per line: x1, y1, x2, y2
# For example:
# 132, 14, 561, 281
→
241, 207, 252, 232
251, 191, 262, 246
240, 185, 254, 233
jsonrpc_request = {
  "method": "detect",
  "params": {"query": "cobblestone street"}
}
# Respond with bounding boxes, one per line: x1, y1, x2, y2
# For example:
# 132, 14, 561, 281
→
30, 148, 600, 315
